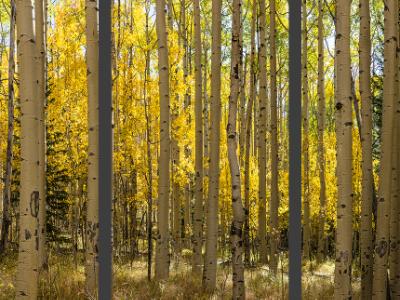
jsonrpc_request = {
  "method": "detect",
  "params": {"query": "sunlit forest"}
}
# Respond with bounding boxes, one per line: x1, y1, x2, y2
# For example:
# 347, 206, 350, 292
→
0, 0, 396, 298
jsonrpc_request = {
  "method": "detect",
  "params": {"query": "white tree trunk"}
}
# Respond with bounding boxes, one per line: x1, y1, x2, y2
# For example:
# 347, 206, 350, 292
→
155, 0, 171, 280
84, 0, 99, 296
15, 0, 40, 297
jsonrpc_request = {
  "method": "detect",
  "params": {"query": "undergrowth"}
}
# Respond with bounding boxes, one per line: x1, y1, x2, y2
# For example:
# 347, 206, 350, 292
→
0, 251, 360, 299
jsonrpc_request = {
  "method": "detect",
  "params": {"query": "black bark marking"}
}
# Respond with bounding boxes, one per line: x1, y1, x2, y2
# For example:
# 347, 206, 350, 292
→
25, 229, 32, 240
375, 240, 388, 257
30, 191, 39, 218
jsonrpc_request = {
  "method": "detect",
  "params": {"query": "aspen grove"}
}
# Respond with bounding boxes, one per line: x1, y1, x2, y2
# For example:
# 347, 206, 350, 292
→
0, 0, 398, 298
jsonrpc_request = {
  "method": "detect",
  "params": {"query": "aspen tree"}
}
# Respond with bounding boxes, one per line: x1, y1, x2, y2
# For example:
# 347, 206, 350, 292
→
15, 0, 40, 297
334, 0, 353, 297
0, 0, 16, 254
228, 0, 245, 297
180, 0, 192, 249
372, 0, 398, 296
192, 0, 203, 274
155, 0, 171, 280
269, 0, 279, 274
203, 43, 210, 172
316, 0, 327, 263
172, 139, 181, 255
244, 0, 257, 266
359, 0, 373, 296
203, 0, 222, 290
389, 108, 399, 297
302, 0, 311, 261
389, 18, 400, 296
392, 22, 400, 296
239, 57, 247, 173
84, 0, 99, 296
258, 0, 268, 265
35, 0, 47, 271
143, 0, 153, 280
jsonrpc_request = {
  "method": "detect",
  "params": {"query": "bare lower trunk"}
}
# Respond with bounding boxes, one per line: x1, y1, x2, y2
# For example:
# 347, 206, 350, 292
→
35, 0, 47, 271
359, 0, 373, 297
84, 0, 99, 296
334, 0, 353, 297
372, 0, 398, 297
301, 0, 311, 261
258, 0, 268, 265
228, 0, 245, 297
155, 0, 171, 280
389, 108, 399, 297
192, 0, 203, 274
203, 0, 222, 290
15, 0, 40, 297
244, 0, 257, 266
316, 0, 326, 263
269, 0, 279, 274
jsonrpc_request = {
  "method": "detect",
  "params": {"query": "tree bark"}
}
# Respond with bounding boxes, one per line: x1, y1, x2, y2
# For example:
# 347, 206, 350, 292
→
35, 0, 47, 271
359, 0, 373, 296
143, 0, 153, 281
202, 0, 222, 290
372, 0, 398, 297
301, 0, 311, 262
244, 0, 257, 266
84, 0, 99, 296
228, 0, 245, 297
389, 107, 399, 297
192, 0, 203, 275
155, 0, 171, 281
334, 0, 353, 297
15, 0, 40, 297
258, 0, 268, 265
269, 0, 279, 274
316, 0, 326, 263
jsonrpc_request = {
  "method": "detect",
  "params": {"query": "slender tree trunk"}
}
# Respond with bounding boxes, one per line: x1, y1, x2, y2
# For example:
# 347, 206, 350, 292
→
203, 44, 210, 171
202, 0, 222, 290
389, 110, 399, 297
15, 0, 40, 297
192, 0, 203, 274
359, 0, 373, 296
301, 0, 311, 262
155, 0, 171, 280
239, 56, 247, 172
180, 0, 191, 250
392, 22, 400, 296
35, 0, 47, 271
172, 139, 181, 255
257, 0, 268, 265
228, 0, 245, 297
73, 179, 81, 269
389, 16, 400, 297
244, 0, 257, 266
316, 0, 326, 263
269, 0, 279, 274
84, 0, 99, 296
0, 0, 16, 254
334, 0, 353, 297
253, 14, 260, 159
143, 0, 153, 281
372, 0, 398, 297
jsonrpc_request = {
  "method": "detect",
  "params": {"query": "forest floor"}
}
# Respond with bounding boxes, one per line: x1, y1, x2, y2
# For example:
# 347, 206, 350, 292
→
0, 251, 361, 299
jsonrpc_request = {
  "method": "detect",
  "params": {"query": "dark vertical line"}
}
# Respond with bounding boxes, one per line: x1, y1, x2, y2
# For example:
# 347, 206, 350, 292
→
289, 0, 302, 298
99, 0, 112, 298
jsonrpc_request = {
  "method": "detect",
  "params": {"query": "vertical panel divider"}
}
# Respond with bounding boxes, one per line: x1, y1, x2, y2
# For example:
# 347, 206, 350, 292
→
289, 0, 302, 298
99, 0, 112, 298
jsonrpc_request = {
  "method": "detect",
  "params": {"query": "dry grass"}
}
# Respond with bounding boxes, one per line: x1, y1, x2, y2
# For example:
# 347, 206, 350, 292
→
0, 252, 360, 299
